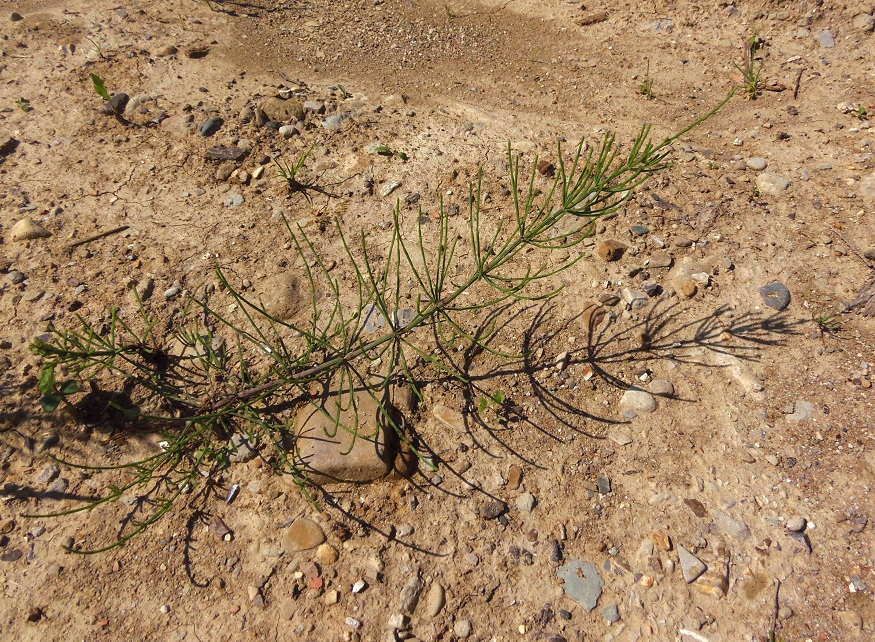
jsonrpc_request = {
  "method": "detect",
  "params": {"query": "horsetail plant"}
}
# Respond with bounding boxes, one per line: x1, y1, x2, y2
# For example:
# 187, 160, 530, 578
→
27, 96, 730, 552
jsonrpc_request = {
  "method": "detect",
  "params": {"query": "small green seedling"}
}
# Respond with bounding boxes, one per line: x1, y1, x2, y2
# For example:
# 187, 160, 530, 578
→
735, 33, 766, 100
478, 390, 507, 421
15, 96, 32, 112
856, 105, 869, 120
369, 143, 408, 161
638, 60, 654, 100
338, 84, 351, 100
38, 363, 82, 412
812, 310, 841, 337
90, 73, 111, 101
445, 4, 454, 18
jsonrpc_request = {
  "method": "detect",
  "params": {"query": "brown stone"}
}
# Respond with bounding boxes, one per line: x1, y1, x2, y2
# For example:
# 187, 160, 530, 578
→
10, 218, 51, 241
693, 543, 729, 598
507, 464, 523, 490
256, 273, 304, 321
282, 517, 326, 553
597, 240, 627, 261
260, 97, 305, 123
651, 530, 672, 551
294, 392, 397, 483
680, 280, 697, 298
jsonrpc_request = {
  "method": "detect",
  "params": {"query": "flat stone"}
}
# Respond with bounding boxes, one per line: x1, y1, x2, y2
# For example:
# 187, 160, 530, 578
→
479, 500, 507, 520
453, 619, 472, 638
786, 516, 806, 532
160, 113, 194, 138
630, 225, 650, 237
295, 392, 396, 483
432, 404, 465, 430
693, 544, 730, 597
620, 287, 649, 310
597, 240, 627, 261
558, 560, 604, 611
256, 273, 304, 321
649, 251, 673, 268
712, 509, 751, 540
684, 498, 708, 518
756, 173, 790, 195
322, 112, 352, 130
506, 464, 523, 490
399, 575, 423, 613
515, 491, 536, 513
816, 29, 835, 48
787, 400, 814, 420
607, 428, 632, 446
758, 281, 791, 310
36, 464, 60, 484
650, 379, 674, 397
677, 545, 706, 583
205, 146, 244, 161
602, 603, 620, 623
260, 97, 305, 123
425, 581, 445, 617
746, 157, 768, 170
10, 218, 51, 241
282, 517, 326, 553
597, 476, 612, 494
620, 387, 656, 413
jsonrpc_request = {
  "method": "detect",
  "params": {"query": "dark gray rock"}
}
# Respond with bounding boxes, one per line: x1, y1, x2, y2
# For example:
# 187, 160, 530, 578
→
759, 282, 791, 310
199, 116, 223, 136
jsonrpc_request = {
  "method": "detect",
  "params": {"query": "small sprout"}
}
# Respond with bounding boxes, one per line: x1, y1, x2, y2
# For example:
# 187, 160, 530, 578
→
735, 33, 766, 100
15, 96, 32, 112
90, 73, 110, 101
638, 60, 654, 100
86, 36, 105, 59
338, 84, 351, 100
367, 142, 409, 161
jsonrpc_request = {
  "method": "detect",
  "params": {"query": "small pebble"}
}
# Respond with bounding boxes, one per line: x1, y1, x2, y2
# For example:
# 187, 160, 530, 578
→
746, 157, 767, 170
786, 516, 806, 532
453, 619, 472, 638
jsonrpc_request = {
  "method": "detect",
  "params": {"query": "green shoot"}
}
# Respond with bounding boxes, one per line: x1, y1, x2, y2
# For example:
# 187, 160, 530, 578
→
15, 96, 32, 112
90, 73, 110, 101
638, 59, 654, 100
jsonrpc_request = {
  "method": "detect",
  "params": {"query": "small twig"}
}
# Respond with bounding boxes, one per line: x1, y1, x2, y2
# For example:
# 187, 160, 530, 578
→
793, 68, 804, 99
679, 630, 711, 642
769, 579, 782, 641
833, 228, 874, 268
65, 225, 130, 251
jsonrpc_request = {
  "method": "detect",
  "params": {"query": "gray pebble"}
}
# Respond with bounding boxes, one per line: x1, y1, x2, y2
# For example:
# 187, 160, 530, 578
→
677, 545, 706, 582
816, 29, 835, 48
224, 193, 244, 208
304, 100, 325, 114
515, 491, 536, 513
398, 575, 423, 613
453, 619, 472, 638
8, 270, 25, 284
746, 157, 767, 170
557, 560, 604, 611
650, 379, 674, 397
164, 281, 182, 299
758, 281, 791, 310
597, 476, 612, 494
756, 173, 790, 194
102, 93, 129, 115
464, 552, 479, 566
322, 112, 351, 130
46, 477, 68, 494
278, 124, 298, 139
36, 464, 60, 484
602, 603, 620, 623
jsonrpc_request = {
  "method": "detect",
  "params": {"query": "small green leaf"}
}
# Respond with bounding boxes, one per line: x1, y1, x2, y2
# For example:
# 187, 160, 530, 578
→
40, 394, 62, 413
90, 73, 110, 101
15, 96, 32, 112
373, 145, 391, 156
492, 390, 506, 404
396, 151, 408, 161
59, 380, 82, 396
38, 365, 56, 396
478, 398, 488, 414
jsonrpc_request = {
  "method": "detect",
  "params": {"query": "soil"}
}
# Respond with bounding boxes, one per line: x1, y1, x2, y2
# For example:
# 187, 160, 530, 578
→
1, 1, 874, 641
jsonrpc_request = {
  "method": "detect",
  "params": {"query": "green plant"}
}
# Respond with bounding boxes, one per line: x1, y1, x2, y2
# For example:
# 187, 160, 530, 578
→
86, 36, 106, 59
27, 97, 731, 552
735, 33, 766, 99
273, 142, 319, 195
812, 309, 841, 336
338, 84, 351, 100
638, 60, 654, 100
368, 142, 408, 161
856, 105, 869, 120
477, 390, 507, 422
15, 96, 32, 112
90, 73, 110, 101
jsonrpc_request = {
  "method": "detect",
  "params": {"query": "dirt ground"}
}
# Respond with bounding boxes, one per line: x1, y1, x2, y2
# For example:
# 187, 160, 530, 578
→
1, 1, 874, 641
